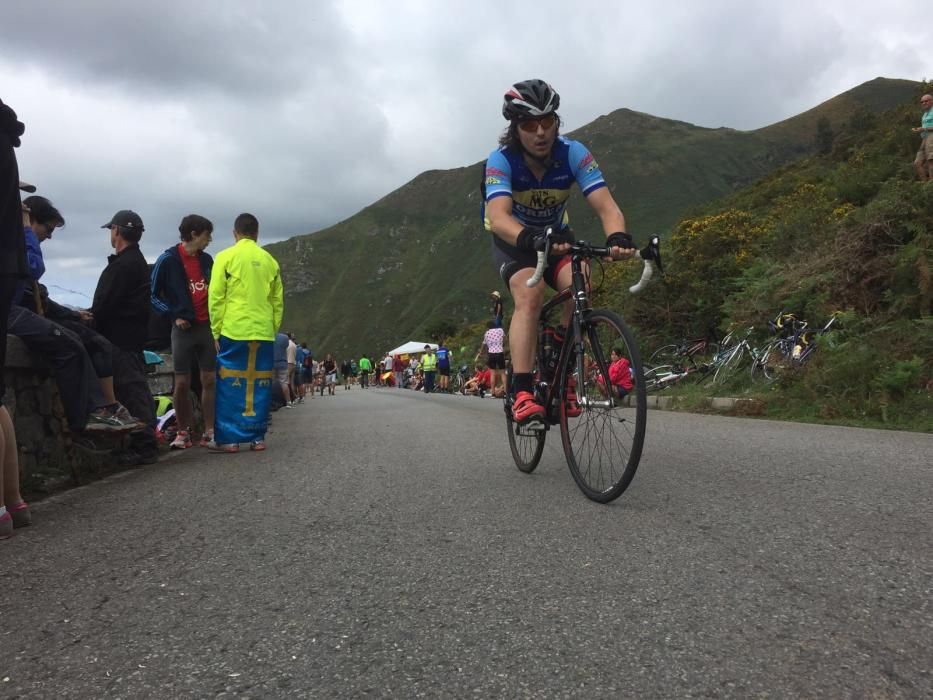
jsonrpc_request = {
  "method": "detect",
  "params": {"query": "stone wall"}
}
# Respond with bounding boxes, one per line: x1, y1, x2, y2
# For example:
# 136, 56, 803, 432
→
2, 335, 172, 499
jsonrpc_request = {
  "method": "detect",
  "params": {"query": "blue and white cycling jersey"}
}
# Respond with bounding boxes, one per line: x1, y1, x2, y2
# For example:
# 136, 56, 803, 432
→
482, 136, 607, 232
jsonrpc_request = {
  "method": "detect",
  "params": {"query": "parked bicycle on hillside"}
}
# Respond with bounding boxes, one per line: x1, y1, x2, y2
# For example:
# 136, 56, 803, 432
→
751, 313, 838, 381
504, 230, 662, 503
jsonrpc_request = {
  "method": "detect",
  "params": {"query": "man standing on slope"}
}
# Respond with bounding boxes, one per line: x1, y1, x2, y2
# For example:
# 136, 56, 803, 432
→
208, 213, 283, 452
912, 94, 933, 181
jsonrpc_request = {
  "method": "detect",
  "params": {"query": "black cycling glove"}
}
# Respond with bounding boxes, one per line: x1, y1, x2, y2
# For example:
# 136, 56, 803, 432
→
605, 232, 636, 250
516, 226, 576, 252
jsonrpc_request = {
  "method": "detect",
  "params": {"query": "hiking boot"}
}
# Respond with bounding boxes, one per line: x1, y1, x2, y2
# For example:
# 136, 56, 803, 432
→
199, 430, 214, 448
170, 429, 192, 450
9, 502, 31, 529
511, 391, 546, 425
565, 377, 583, 418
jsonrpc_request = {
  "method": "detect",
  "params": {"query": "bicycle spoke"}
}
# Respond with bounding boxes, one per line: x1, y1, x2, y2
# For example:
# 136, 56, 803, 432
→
559, 311, 646, 503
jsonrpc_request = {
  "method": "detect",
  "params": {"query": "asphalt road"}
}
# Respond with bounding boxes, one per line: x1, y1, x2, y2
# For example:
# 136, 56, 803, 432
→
2, 387, 931, 698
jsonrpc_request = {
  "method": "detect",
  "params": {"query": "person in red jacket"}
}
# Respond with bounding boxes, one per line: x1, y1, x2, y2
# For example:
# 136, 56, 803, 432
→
595, 347, 633, 399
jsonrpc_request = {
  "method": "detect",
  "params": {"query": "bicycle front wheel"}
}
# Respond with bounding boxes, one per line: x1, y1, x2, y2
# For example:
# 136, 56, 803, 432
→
559, 310, 647, 503
504, 364, 546, 473
713, 345, 744, 385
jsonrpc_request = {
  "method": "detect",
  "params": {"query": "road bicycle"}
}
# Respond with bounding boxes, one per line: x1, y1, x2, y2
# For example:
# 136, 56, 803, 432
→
708, 326, 761, 385
751, 314, 837, 381
643, 364, 692, 393
504, 231, 662, 503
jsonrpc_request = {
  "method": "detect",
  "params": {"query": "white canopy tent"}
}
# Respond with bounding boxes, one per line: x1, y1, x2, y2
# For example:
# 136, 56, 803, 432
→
385, 341, 438, 357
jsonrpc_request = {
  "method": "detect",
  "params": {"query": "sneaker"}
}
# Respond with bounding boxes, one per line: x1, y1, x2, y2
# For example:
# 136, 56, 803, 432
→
207, 440, 239, 453
199, 431, 214, 448
565, 378, 582, 418
511, 391, 546, 425
284, 403, 293, 409
170, 429, 192, 450
83, 407, 136, 433
9, 502, 31, 529
250, 439, 266, 452
0, 511, 13, 540
112, 404, 145, 429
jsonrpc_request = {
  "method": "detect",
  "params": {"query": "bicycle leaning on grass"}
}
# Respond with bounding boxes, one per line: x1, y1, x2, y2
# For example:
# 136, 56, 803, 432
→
504, 230, 663, 503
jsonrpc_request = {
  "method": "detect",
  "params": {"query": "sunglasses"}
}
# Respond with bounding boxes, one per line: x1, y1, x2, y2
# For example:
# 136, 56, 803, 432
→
518, 114, 557, 133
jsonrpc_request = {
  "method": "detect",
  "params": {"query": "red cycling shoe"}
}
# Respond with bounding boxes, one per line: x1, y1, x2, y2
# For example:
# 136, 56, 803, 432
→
511, 391, 546, 424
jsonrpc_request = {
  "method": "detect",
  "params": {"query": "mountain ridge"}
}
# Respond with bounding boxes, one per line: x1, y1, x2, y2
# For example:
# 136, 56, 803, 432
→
265, 77, 919, 357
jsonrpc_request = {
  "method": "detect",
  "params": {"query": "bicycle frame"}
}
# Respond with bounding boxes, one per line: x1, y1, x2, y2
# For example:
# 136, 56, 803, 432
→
532, 251, 619, 421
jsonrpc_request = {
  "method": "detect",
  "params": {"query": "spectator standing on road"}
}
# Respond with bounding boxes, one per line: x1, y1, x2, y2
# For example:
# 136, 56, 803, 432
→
323, 353, 338, 395
0, 101, 32, 538
358, 354, 371, 388
421, 345, 437, 393
208, 213, 283, 452
393, 354, 405, 389
286, 333, 297, 397
435, 341, 452, 393
94, 209, 160, 465
912, 94, 933, 182
273, 331, 293, 408
477, 321, 506, 398
341, 358, 352, 390
150, 214, 217, 449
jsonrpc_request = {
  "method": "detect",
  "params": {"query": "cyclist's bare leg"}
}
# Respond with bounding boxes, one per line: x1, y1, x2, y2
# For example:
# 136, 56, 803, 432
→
554, 259, 589, 330
507, 267, 546, 373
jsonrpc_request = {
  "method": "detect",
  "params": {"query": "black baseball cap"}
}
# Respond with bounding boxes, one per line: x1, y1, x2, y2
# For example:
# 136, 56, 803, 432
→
101, 210, 144, 232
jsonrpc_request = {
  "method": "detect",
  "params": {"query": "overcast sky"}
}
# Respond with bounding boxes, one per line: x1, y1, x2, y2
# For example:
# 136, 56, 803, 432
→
2, 0, 927, 306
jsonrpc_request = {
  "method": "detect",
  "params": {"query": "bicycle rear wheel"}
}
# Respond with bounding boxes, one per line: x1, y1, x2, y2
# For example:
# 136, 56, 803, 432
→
504, 364, 546, 473
559, 310, 647, 503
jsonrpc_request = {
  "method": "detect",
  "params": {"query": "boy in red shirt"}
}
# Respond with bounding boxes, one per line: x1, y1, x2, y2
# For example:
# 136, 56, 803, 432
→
151, 214, 216, 448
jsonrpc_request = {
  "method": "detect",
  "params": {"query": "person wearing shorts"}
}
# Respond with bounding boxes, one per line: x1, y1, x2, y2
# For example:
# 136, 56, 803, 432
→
482, 79, 636, 425
477, 321, 506, 397
151, 214, 217, 448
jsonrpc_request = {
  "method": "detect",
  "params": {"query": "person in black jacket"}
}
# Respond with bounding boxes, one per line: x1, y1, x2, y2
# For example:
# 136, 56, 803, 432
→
94, 209, 159, 465
0, 99, 31, 538
150, 214, 216, 449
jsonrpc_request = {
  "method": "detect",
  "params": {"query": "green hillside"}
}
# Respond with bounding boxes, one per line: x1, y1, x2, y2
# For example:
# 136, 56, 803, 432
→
593, 81, 932, 430
265, 78, 919, 362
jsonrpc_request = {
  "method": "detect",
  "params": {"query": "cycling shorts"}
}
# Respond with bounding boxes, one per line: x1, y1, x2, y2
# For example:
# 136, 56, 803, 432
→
491, 236, 571, 290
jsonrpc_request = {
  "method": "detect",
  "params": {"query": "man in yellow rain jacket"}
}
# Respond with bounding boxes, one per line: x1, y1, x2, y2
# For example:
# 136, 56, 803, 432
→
207, 213, 283, 452
421, 345, 438, 394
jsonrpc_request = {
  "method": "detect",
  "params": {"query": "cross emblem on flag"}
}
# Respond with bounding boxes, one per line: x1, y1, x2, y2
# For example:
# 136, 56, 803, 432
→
218, 341, 274, 417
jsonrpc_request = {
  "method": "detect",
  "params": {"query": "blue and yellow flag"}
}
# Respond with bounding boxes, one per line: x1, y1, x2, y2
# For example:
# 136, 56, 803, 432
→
214, 336, 274, 445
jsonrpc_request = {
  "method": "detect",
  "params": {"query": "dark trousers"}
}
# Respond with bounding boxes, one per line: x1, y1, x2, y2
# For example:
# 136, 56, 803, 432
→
112, 347, 158, 455
360, 371, 369, 388
56, 318, 114, 378
7, 305, 106, 431
423, 371, 436, 393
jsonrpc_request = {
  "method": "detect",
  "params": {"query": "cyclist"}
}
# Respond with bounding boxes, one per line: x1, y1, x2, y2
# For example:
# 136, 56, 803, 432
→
483, 79, 636, 425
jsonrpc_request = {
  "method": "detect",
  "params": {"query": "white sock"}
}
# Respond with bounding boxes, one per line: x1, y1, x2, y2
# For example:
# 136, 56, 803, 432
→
0, 506, 7, 518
